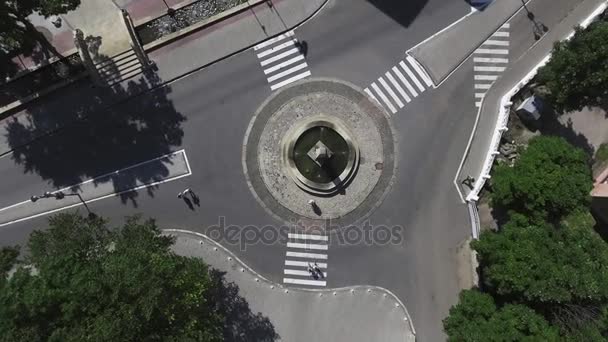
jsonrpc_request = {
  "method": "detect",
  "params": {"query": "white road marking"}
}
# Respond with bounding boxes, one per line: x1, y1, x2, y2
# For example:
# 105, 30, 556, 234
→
392, 66, 418, 97
399, 61, 425, 92
254, 31, 294, 50
286, 242, 328, 250
270, 71, 311, 90
502, 23, 510, 29
474, 66, 506, 72
475, 83, 492, 89
379, 76, 404, 109
475, 48, 509, 55
406, 56, 433, 87
260, 48, 299, 66
257, 39, 297, 58
482, 39, 510, 46
0, 150, 192, 227
385, 71, 411, 103
364, 87, 383, 109
288, 233, 329, 241
474, 57, 509, 63
267, 62, 308, 82
492, 31, 510, 37
286, 251, 328, 259
263, 55, 305, 74
475, 93, 485, 98
285, 260, 327, 268
284, 269, 328, 277
475, 74, 500, 81
283, 278, 326, 286
476, 101, 482, 107
371, 82, 396, 114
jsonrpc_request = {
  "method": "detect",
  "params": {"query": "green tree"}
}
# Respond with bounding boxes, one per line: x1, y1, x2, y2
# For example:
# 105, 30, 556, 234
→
1, 0, 81, 52
0, 213, 224, 342
537, 21, 608, 112
473, 211, 608, 305
491, 136, 591, 222
443, 289, 559, 341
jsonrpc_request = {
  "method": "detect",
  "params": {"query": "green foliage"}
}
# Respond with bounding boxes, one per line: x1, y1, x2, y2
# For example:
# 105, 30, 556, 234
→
0, 246, 19, 276
0, 213, 223, 342
491, 136, 592, 221
1, 0, 81, 52
596, 143, 608, 163
538, 21, 608, 112
473, 211, 608, 305
443, 290, 559, 341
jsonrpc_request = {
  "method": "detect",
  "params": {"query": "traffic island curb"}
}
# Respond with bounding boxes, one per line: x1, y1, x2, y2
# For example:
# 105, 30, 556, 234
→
163, 228, 417, 341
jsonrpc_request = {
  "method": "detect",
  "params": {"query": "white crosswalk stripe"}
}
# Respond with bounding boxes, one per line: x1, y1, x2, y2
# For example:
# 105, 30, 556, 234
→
406, 56, 433, 87
283, 231, 329, 288
473, 23, 510, 108
364, 56, 433, 115
254, 31, 311, 91
379, 76, 404, 109
386, 71, 411, 103
371, 82, 397, 114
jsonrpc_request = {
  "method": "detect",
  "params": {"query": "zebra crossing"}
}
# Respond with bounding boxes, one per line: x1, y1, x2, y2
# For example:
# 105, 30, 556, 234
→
364, 56, 434, 115
473, 23, 510, 107
254, 31, 312, 91
283, 232, 329, 287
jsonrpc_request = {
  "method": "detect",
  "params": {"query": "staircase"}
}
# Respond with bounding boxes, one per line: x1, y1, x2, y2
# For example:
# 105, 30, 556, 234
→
94, 49, 143, 87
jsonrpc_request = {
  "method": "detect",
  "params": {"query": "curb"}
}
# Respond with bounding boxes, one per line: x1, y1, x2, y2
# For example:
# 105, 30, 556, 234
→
142, 0, 267, 52
453, 1, 608, 235
162, 228, 417, 337
0, 0, 329, 156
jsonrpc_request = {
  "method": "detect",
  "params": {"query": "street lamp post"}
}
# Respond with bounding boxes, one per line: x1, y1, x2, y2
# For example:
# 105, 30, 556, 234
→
31, 191, 96, 219
161, 0, 176, 15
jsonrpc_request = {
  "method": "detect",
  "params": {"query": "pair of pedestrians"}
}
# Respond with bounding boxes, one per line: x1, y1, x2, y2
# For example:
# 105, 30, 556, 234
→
178, 188, 199, 209
307, 262, 324, 280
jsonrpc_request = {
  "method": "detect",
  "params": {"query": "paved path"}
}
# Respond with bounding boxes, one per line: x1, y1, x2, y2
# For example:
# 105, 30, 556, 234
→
165, 229, 416, 342
456, 0, 607, 200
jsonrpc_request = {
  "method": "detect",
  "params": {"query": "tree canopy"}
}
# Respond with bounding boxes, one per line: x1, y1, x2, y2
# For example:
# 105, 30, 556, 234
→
491, 136, 591, 222
0, 213, 224, 342
473, 212, 608, 305
443, 289, 559, 341
537, 21, 608, 112
1, 0, 81, 52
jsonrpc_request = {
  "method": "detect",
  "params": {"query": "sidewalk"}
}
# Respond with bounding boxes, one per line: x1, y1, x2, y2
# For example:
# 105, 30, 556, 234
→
164, 229, 416, 342
456, 0, 607, 200
0, 0, 327, 157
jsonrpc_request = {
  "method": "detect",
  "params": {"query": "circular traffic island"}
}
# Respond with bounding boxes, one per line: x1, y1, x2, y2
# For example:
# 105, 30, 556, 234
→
243, 78, 396, 227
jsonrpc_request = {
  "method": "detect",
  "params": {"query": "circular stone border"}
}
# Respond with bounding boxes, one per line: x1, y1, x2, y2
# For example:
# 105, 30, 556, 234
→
242, 78, 397, 229
282, 115, 360, 195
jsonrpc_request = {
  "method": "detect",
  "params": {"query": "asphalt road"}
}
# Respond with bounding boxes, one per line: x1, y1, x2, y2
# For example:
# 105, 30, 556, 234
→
0, 0, 574, 340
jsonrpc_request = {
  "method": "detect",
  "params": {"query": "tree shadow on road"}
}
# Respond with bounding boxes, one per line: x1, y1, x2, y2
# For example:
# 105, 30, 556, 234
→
4, 71, 186, 207
209, 269, 280, 342
366, 0, 429, 28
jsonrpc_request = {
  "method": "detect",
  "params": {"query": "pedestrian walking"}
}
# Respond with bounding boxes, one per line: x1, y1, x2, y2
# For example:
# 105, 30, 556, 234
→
178, 188, 194, 199
313, 262, 323, 278
308, 262, 319, 279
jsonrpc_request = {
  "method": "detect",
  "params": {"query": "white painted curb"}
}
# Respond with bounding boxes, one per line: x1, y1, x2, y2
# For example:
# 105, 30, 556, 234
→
454, 1, 607, 240
162, 228, 417, 337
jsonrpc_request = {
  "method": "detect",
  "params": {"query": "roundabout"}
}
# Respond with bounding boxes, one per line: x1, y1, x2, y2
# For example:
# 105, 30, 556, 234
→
243, 78, 397, 227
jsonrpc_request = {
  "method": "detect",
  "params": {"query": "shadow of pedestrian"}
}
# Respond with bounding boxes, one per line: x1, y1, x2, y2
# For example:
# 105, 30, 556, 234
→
191, 193, 200, 207
209, 269, 280, 342
182, 197, 194, 210
294, 40, 308, 57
